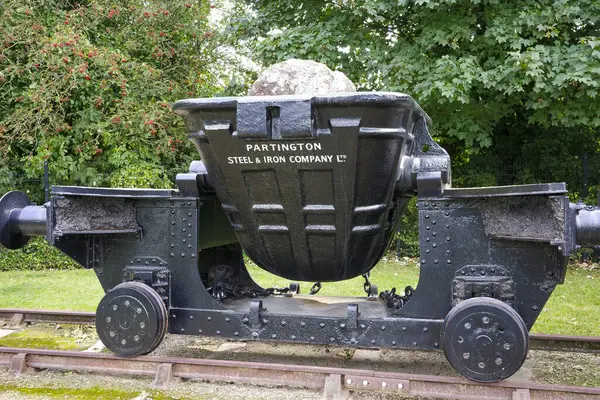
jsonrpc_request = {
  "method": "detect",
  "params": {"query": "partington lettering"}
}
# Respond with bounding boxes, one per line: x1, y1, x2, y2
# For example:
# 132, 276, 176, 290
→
245, 143, 322, 152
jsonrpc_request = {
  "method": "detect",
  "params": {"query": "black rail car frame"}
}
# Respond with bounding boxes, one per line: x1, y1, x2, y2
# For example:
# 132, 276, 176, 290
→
1, 92, 598, 382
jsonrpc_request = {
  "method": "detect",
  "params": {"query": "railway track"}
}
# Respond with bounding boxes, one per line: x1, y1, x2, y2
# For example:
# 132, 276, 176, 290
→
0, 346, 599, 400
1, 308, 599, 354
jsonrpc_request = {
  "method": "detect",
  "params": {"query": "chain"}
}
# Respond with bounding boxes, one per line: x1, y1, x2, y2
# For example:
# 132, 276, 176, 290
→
210, 275, 413, 308
263, 287, 290, 296
379, 286, 415, 309
208, 285, 290, 300
233, 286, 290, 298
237, 282, 321, 297
309, 282, 322, 295
362, 272, 371, 294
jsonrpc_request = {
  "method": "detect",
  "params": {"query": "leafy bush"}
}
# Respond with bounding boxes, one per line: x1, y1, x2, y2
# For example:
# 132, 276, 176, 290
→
391, 197, 419, 258
0, 0, 249, 202
0, 238, 80, 271
229, 0, 600, 147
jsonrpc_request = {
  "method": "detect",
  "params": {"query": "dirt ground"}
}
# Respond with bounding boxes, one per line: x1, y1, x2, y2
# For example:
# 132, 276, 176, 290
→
0, 326, 599, 399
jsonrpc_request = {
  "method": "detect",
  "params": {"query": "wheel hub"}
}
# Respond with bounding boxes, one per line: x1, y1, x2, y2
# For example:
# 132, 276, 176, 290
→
453, 313, 516, 374
474, 334, 493, 357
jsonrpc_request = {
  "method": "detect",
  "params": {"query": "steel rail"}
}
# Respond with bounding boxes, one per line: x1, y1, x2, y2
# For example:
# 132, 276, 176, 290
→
0, 308, 95, 325
1, 308, 599, 353
529, 333, 600, 353
0, 347, 599, 400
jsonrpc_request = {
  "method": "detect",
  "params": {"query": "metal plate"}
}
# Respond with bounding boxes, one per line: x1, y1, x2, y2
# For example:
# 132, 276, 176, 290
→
443, 183, 567, 198
344, 375, 410, 393
52, 186, 174, 198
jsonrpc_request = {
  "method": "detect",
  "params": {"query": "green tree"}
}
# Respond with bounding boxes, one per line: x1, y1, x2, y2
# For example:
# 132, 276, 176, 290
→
0, 0, 245, 200
228, 0, 600, 192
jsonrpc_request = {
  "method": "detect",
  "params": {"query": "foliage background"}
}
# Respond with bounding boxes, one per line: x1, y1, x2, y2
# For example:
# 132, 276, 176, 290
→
0, 0, 252, 204
0, 238, 79, 271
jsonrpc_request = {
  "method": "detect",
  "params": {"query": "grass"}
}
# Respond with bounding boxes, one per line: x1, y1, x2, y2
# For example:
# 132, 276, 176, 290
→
0, 384, 190, 400
0, 324, 97, 350
531, 266, 600, 336
0, 260, 598, 336
0, 270, 104, 311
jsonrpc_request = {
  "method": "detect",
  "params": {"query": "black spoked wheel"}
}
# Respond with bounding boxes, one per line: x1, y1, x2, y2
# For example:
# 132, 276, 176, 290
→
96, 282, 168, 357
441, 297, 529, 382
